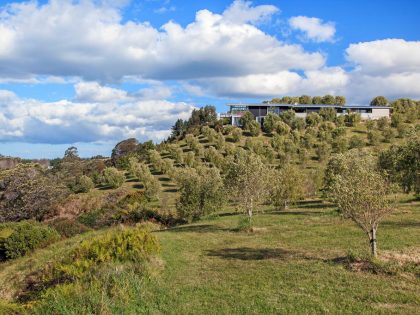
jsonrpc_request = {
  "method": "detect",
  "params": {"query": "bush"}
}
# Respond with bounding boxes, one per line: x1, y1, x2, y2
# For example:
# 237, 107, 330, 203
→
248, 120, 261, 136
103, 167, 125, 188
349, 135, 365, 149
0, 221, 60, 260
48, 218, 91, 238
56, 226, 160, 280
143, 176, 161, 201
231, 127, 242, 142
345, 113, 361, 127
73, 175, 95, 193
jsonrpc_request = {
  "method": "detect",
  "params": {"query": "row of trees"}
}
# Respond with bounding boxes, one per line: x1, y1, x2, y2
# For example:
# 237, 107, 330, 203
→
265, 95, 346, 105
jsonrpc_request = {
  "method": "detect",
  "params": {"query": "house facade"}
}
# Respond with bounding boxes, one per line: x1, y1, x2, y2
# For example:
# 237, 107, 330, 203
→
221, 103, 391, 126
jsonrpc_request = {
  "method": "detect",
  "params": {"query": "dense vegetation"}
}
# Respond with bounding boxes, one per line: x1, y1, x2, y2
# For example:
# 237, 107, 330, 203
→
0, 96, 419, 314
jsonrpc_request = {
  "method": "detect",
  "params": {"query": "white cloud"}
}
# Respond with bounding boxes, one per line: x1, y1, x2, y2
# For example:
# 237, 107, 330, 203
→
223, 0, 279, 24
346, 39, 420, 75
289, 16, 335, 42
0, 0, 324, 82
0, 86, 193, 144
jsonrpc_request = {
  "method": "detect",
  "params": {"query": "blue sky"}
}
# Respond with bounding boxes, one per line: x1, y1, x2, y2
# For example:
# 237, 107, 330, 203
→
0, 0, 419, 158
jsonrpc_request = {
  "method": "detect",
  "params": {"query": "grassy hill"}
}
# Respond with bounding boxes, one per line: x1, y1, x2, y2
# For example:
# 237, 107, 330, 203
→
0, 117, 419, 314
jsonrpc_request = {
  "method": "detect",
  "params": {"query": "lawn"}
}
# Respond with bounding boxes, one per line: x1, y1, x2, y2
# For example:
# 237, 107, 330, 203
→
128, 198, 419, 314
1, 197, 419, 314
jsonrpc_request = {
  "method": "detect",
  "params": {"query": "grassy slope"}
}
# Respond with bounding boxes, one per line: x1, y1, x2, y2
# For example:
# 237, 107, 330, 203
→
2, 198, 418, 314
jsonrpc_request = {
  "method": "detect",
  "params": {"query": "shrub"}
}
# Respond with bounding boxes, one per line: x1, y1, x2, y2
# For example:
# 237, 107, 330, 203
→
367, 130, 381, 146
345, 113, 361, 127
56, 226, 160, 280
103, 167, 125, 188
349, 135, 365, 149
306, 112, 322, 126
143, 176, 161, 201
382, 127, 396, 143
316, 142, 332, 162
231, 127, 242, 142
274, 121, 291, 135
248, 120, 261, 136
48, 218, 91, 238
263, 113, 281, 133
377, 117, 390, 131
319, 107, 337, 121
73, 175, 95, 193
0, 221, 60, 260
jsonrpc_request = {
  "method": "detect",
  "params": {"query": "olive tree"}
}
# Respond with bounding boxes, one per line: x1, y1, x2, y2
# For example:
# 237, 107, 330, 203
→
103, 167, 125, 188
224, 151, 269, 221
326, 152, 395, 257
268, 163, 305, 210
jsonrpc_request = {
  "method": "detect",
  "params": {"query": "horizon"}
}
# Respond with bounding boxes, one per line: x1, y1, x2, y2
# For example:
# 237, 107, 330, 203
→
0, 0, 419, 158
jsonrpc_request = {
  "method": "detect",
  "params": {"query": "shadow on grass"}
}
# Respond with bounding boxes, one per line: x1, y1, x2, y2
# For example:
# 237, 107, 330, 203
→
125, 178, 138, 183
206, 247, 302, 261
158, 177, 171, 182
266, 210, 324, 216
165, 224, 232, 233
151, 170, 163, 176
164, 188, 178, 193
382, 221, 420, 228
133, 184, 144, 189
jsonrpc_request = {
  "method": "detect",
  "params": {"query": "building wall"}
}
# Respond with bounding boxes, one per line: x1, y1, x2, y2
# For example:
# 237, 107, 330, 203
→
371, 108, 390, 119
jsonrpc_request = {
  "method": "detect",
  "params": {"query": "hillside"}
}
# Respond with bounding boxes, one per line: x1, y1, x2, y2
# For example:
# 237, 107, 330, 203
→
0, 107, 419, 314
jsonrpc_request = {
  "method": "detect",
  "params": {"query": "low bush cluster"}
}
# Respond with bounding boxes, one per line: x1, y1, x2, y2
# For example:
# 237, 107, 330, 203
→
0, 221, 60, 260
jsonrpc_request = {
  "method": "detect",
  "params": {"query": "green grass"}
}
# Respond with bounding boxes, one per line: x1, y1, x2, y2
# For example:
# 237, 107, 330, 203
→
2, 198, 418, 314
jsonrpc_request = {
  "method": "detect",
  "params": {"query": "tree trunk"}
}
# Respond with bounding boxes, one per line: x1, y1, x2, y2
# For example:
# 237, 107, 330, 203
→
247, 198, 253, 222
369, 228, 377, 257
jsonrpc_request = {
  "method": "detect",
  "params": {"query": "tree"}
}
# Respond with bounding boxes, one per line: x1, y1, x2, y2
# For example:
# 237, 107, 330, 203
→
103, 167, 125, 189
231, 127, 242, 143
268, 163, 305, 210
248, 120, 261, 136
379, 136, 420, 195
0, 164, 69, 222
321, 95, 335, 105
306, 112, 322, 126
171, 119, 188, 139
224, 151, 269, 221
279, 110, 296, 126
175, 166, 224, 222
263, 113, 281, 133
63, 146, 80, 161
111, 138, 139, 167
73, 175, 95, 193
299, 95, 312, 104
319, 108, 337, 121
274, 121, 291, 135
327, 152, 395, 257
345, 113, 361, 127
312, 96, 322, 104
188, 105, 217, 127
335, 96, 346, 106
143, 176, 160, 201
370, 96, 389, 106
239, 111, 255, 130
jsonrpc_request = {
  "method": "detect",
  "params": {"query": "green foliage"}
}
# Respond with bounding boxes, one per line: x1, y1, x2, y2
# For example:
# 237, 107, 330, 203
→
0, 221, 59, 260
312, 96, 322, 104
268, 163, 305, 210
111, 138, 139, 167
382, 127, 396, 143
274, 120, 291, 135
263, 113, 281, 133
379, 136, 420, 194
335, 96, 346, 106
279, 109, 296, 126
0, 164, 69, 222
48, 218, 91, 238
299, 95, 312, 104
103, 167, 125, 188
239, 111, 255, 130
175, 167, 224, 222
316, 142, 332, 161
73, 175, 95, 193
319, 107, 337, 121
305, 112, 322, 126
345, 113, 361, 127
224, 151, 269, 218
349, 135, 364, 149
56, 226, 160, 280
370, 96, 389, 106
248, 120, 261, 136
143, 176, 161, 201
377, 117, 390, 131
367, 130, 381, 146
231, 127, 242, 143
171, 118, 188, 139
326, 151, 394, 256
321, 95, 335, 105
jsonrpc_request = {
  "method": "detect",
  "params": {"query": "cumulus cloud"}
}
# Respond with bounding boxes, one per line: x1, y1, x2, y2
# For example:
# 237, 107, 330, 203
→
289, 16, 336, 42
0, 86, 193, 144
0, 0, 324, 82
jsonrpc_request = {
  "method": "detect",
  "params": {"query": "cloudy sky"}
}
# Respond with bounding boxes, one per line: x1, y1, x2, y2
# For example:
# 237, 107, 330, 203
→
0, 0, 419, 158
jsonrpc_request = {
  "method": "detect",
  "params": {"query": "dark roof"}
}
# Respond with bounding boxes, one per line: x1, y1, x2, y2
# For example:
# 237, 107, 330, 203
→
226, 103, 391, 109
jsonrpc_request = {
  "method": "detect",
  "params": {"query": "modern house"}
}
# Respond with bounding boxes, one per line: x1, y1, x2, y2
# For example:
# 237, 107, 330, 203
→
221, 103, 391, 126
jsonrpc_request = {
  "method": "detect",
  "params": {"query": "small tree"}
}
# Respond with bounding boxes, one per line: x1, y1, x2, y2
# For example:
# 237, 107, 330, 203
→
321, 95, 335, 105
239, 111, 255, 130
263, 113, 281, 133
143, 176, 160, 201
274, 121, 291, 135
103, 167, 125, 189
248, 120, 261, 137
370, 96, 389, 106
224, 151, 269, 221
328, 152, 395, 257
268, 164, 305, 210
74, 175, 95, 193
231, 127, 242, 143
335, 96, 346, 106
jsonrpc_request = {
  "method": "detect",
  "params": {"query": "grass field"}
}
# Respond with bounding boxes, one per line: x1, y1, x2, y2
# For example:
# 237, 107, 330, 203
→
1, 197, 419, 314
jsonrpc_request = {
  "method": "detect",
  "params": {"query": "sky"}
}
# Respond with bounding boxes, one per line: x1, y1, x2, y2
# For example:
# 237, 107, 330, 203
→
0, 0, 419, 158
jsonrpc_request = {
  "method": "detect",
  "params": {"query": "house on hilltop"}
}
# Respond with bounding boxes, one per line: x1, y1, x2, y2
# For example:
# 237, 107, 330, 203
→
221, 103, 391, 126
